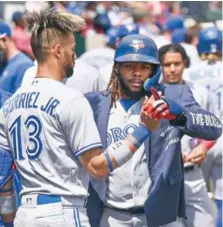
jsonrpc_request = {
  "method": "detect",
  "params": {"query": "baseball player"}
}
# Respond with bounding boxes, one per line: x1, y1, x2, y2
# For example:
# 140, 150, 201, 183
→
0, 21, 33, 94
185, 26, 223, 227
85, 34, 222, 227
0, 89, 15, 227
159, 43, 216, 227
0, 9, 160, 227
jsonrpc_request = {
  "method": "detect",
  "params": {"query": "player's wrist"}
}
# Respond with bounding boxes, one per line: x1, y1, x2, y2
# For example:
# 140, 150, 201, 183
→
3, 222, 14, 227
199, 140, 216, 151
106, 141, 133, 168
104, 124, 151, 172
127, 123, 151, 149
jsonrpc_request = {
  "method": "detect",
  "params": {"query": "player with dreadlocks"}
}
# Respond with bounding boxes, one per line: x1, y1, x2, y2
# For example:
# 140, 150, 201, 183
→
85, 34, 222, 227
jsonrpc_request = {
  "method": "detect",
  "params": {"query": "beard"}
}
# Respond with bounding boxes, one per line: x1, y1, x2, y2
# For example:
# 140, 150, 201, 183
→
0, 48, 7, 68
64, 65, 74, 79
118, 72, 146, 100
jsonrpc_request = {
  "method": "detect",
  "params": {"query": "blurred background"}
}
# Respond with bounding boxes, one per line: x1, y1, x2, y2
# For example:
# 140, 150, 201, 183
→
0, 1, 222, 57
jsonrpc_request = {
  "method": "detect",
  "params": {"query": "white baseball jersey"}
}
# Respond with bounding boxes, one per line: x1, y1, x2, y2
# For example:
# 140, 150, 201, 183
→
105, 99, 151, 209
79, 47, 115, 70
98, 63, 113, 91
180, 43, 201, 67
184, 60, 222, 121
22, 59, 101, 94
66, 59, 101, 93
0, 78, 102, 198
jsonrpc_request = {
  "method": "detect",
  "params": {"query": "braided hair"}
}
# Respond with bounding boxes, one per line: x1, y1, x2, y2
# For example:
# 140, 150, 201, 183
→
105, 64, 121, 108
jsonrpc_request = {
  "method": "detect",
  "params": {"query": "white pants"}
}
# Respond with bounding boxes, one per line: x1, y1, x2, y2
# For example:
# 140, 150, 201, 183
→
183, 167, 215, 227
100, 207, 184, 227
14, 194, 90, 227
201, 147, 222, 200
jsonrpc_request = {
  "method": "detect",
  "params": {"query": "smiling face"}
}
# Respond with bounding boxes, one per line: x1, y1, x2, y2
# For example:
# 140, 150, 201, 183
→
162, 52, 185, 85
118, 62, 153, 99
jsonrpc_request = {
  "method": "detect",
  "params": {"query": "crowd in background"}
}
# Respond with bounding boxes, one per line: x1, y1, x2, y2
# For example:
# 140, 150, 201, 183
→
0, 1, 222, 59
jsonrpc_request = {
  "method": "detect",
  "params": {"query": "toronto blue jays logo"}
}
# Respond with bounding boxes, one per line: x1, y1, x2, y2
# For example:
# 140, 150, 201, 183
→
129, 40, 145, 53
210, 44, 217, 53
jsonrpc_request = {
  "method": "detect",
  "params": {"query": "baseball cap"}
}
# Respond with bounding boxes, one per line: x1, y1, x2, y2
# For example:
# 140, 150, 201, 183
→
12, 11, 24, 23
0, 21, 12, 39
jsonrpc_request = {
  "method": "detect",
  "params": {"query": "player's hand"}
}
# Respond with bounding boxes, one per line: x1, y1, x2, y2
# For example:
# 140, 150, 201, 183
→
140, 95, 160, 132
143, 88, 182, 121
182, 152, 188, 163
185, 144, 208, 164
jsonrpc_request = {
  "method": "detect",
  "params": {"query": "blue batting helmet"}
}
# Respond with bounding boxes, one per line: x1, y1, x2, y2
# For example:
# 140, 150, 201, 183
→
114, 34, 159, 64
197, 27, 222, 54
114, 34, 161, 91
106, 24, 140, 46
171, 28, 186, 44
164, 15, 184, 32
105, 27, 118, 46
93, 13, 111, 32
117, 23, 140, 38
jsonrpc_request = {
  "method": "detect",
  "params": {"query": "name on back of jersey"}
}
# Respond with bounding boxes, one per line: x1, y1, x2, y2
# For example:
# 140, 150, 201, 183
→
2, 91, 60, 118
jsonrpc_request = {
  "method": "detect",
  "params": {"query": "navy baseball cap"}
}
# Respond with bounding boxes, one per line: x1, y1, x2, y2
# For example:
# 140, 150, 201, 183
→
12, 11, 24, 23
0, 21, 11, 39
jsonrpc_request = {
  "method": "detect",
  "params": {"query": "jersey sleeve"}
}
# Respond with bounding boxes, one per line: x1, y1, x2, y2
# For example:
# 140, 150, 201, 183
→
59, 97, 102, 157
0, 109, 10, 152
172, 85, 222, 140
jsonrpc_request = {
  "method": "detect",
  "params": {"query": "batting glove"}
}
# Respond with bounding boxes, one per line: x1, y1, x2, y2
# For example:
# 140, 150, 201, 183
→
144, 88, 182, 120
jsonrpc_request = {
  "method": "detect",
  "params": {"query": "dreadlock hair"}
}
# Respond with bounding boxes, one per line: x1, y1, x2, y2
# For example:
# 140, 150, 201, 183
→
24, 7, 86, 63
106, 63, 122, 108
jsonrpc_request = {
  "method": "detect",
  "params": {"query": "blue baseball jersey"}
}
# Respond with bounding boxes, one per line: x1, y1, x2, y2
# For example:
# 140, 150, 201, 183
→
0, 52, 33, 94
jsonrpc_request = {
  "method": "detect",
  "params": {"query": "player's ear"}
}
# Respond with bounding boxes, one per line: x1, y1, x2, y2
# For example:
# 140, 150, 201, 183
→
52, 44, 62, 59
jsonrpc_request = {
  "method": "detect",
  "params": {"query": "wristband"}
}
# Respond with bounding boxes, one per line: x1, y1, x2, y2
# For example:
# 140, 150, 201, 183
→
0, 194, 16, 214
108, 141, 133, 167
131, 123, 151, 144
104, 151, 114, 172
126, 136, 141, 149
4, 222, 14, 227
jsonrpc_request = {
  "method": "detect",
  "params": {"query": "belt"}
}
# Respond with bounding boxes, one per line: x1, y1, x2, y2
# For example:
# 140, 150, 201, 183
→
184, 164, 200, 173
37, 194, 61, 205
107, 206, 145, 214
21, 194, 87, 207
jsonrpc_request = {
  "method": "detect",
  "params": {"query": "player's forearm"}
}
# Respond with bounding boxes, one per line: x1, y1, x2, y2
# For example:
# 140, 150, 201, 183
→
0, 178, 16, 225
2, 213, 16, 225
84, 124, 151, 179
172, 108, 222, 140
87, 138, 137, 179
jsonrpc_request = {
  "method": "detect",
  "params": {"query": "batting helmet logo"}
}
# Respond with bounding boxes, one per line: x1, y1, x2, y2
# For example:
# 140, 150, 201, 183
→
129, 40, 145, 53
210, 44, 217, 53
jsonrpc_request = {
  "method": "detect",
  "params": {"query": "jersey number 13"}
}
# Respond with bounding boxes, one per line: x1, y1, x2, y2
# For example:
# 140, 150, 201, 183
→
9, 115, 43, 160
